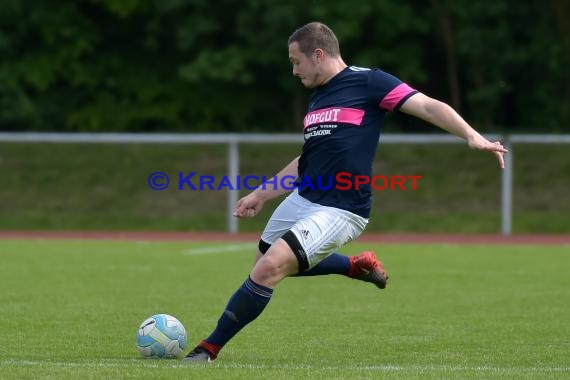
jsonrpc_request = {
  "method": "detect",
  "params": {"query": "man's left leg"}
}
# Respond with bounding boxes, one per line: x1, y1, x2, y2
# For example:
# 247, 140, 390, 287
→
257, 189, 388, 288
258, 240, 388, 289
295, 250, 388, 289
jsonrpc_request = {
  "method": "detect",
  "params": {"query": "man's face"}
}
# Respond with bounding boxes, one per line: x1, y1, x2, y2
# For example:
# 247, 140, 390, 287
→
288, 42, 320, 88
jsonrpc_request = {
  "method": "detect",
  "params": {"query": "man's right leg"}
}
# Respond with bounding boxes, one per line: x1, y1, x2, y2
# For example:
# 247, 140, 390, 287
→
183, 238, 299, 362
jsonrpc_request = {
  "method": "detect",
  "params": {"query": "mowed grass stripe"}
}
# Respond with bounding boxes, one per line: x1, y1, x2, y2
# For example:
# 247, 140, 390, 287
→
0, 240, 568, 379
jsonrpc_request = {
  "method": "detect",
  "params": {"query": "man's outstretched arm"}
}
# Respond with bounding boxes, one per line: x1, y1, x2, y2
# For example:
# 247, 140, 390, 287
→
399, 93, 508, 168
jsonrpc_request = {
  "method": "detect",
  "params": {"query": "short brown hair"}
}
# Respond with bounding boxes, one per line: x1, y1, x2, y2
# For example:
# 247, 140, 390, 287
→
288, 22, 340, 57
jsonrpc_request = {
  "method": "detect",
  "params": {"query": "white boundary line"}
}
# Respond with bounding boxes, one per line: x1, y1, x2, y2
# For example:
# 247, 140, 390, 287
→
183, 243, 255, 255
1, 359, 569, 373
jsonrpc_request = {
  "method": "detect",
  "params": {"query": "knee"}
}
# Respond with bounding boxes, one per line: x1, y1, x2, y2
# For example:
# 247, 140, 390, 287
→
255, 254, 287, 279
250, 242, 298, 287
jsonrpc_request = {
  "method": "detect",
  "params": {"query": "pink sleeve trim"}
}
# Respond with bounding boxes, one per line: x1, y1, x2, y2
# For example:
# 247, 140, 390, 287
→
379, 83, 416, 111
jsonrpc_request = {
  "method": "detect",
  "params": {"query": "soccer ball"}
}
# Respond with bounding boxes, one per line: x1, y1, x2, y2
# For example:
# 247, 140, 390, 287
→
136, 314, 188, 359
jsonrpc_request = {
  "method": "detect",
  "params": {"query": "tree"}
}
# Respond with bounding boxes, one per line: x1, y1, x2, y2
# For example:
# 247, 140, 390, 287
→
0, 0, 567, 132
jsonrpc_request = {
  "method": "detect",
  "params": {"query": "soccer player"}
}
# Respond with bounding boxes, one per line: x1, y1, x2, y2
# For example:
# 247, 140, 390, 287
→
183, 22, 507, 362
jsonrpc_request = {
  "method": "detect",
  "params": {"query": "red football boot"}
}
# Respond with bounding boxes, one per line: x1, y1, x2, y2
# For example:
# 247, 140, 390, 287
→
348, 251, 389, 289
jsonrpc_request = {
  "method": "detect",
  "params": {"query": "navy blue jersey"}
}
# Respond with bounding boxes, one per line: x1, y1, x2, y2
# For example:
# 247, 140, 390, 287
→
295, 65, 418, 218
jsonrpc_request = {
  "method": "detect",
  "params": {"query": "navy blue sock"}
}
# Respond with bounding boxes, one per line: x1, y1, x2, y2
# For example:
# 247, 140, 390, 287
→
293, 252, 349, 276
205, 276, 273, 349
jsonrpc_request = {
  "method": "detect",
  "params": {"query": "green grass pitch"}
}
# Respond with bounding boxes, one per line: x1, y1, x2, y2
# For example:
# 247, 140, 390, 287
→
0, 239, 569, 379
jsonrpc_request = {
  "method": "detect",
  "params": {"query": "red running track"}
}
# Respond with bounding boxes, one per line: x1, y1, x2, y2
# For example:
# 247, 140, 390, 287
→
0, 231, 569, 245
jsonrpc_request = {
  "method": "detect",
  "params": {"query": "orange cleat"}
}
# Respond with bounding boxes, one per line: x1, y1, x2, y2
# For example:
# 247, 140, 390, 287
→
348, 251, 389, 289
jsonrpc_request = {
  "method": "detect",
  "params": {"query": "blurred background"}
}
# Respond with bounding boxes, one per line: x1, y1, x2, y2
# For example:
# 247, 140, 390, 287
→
0, 0, 568, 233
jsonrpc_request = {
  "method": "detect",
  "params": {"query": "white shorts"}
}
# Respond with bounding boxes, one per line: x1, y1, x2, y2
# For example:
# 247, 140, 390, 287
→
260, 189, 368, 270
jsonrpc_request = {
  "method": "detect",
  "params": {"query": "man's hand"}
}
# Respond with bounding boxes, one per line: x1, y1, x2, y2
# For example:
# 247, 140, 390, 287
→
233, 192, 265, 218
467, 134, 509, 169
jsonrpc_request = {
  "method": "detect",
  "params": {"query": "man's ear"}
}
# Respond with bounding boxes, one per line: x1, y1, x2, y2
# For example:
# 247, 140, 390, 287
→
314, 48, 325, 63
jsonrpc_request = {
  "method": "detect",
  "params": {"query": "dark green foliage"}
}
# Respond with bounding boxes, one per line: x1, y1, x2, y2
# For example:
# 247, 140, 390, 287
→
0, 0, 568, 132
